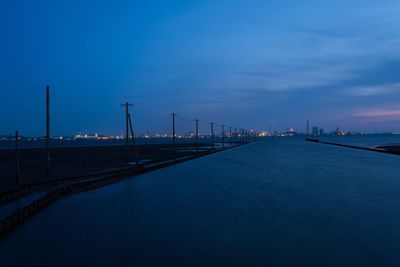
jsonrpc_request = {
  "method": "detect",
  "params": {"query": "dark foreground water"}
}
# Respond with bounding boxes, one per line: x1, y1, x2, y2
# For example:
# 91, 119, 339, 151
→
1, 138, 400, 266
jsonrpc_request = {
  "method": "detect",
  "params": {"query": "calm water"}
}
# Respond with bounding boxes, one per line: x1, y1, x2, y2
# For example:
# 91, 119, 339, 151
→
1, 137, 400, 266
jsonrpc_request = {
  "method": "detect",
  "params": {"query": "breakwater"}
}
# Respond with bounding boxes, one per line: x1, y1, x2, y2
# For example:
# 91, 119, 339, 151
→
305, 138, 400, 155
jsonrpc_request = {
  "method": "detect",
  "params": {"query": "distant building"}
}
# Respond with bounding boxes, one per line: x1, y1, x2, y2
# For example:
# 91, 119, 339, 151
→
312, 127, 319, 136
74, 133, 98, 139
280, 128, 298, 136
319, 128, 324, 136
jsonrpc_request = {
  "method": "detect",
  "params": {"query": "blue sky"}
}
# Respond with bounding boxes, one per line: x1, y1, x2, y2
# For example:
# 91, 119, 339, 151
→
1, 0, 400, 135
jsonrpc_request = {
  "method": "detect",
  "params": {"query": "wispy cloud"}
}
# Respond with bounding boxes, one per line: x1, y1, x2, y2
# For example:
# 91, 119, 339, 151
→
151, 6, 400, 95
347, 83, 400, 96
353, 108, 400, 120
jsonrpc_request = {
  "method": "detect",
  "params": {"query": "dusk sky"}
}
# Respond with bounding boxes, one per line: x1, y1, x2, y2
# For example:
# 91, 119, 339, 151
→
1, 0, 400, 136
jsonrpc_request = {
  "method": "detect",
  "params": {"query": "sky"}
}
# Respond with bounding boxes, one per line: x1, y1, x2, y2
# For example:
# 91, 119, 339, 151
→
1, 0, 400, 136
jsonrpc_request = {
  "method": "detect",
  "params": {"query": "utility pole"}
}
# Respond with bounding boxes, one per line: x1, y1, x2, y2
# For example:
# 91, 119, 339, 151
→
195, 119, 199, 152
128, 113, 140, 166
229, 126, 232, 144
234, 128, 237, 143
211, 122, 214, 151
171, 112, 177, 152
15, 130, 19, 187
222, 124, 225, 148
45, 85, 50, 179
122, 102, 133, 165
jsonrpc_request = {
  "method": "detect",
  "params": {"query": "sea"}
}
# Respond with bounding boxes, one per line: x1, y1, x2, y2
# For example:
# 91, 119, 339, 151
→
0, 136, 400, 266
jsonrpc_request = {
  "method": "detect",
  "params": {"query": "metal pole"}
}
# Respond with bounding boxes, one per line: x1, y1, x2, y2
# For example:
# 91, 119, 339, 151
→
211, 122, 214, 151
15, 130, 19, 187
195, 119, 199, 152
45, 85, 50, 179
222, 124, 225, 148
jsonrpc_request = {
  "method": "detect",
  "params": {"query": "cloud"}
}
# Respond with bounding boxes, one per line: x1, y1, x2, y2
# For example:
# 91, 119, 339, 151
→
149, 6, 400, 97
353, 108, 400, 120
347, 83, 400, 96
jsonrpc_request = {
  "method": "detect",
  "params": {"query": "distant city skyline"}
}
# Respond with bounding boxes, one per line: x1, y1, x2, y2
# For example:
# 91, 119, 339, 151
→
1, 0, 400, 136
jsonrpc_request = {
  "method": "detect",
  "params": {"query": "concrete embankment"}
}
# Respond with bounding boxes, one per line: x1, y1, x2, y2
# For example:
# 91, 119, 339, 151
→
305, 138, 400, 156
